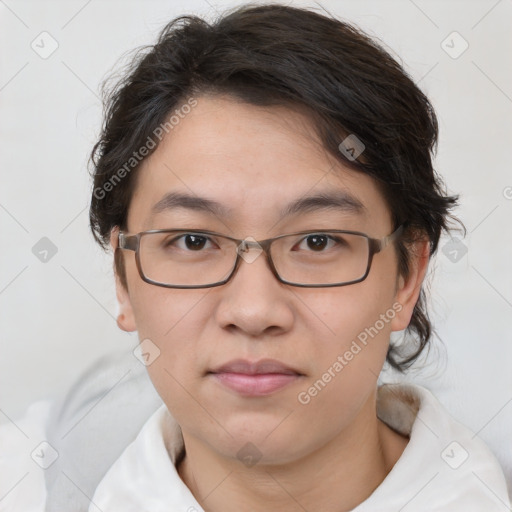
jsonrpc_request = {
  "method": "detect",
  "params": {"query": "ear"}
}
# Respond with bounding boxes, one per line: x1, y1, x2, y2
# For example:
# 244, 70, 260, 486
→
110, 227, 137, 333
390, 237, 430, 332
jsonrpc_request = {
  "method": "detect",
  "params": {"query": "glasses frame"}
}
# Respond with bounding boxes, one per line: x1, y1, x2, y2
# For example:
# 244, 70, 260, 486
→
118, 224, 404, 289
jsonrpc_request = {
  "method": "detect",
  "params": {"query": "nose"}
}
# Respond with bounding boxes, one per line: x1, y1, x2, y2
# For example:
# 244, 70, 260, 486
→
213, 243, 294, 337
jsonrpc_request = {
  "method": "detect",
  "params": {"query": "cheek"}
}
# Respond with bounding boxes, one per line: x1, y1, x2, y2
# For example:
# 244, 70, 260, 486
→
130, 286, 206, 339
308, 272, 397, 350
129, 286, 211, 400
291, 294, 395, 436
302, 280, 398, 395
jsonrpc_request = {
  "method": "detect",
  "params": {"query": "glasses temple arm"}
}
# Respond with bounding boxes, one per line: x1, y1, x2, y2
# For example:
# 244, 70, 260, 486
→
118, 232, 138, 251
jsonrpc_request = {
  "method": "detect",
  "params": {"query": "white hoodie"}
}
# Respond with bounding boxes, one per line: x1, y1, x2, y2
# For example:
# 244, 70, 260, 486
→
1, 384, 510, 511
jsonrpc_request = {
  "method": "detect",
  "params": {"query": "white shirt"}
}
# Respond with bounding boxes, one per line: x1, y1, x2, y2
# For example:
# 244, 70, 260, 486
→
90, 383, 511, 511
1, 384, 510, 511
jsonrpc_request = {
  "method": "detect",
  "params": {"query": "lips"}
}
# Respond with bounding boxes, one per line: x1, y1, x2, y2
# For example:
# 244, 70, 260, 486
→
208, 359, 304, 396
211, 359, 302, 375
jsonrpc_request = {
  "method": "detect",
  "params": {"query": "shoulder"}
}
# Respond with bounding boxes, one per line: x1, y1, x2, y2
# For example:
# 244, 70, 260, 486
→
43, 349, 163, 511
1, 350, 163, 512
0, 399, 53, 511
365, 383, 512, 511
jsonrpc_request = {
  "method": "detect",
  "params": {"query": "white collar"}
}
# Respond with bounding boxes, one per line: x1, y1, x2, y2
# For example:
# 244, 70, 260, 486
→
89, 384, 510, 512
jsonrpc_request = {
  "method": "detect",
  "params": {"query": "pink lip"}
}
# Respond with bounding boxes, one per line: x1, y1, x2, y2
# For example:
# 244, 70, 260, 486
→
208, 359, 303, 396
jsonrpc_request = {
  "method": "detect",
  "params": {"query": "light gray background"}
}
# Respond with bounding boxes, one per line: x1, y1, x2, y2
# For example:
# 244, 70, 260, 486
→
1, 0, 511, 483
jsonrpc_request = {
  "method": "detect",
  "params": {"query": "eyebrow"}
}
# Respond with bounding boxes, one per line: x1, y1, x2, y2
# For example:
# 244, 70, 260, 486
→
280, 190, 365, 217
151, 190, 366, 219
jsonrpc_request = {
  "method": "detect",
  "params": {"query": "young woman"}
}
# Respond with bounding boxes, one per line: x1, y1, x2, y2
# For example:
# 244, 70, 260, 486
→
1, 3, 510, 511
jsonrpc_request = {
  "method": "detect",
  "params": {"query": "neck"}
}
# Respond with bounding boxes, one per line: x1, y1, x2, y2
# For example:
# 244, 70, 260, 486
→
177, 393, 408, 512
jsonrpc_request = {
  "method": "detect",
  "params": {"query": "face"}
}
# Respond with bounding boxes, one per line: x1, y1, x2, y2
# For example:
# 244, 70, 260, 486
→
113, 94, 427, 465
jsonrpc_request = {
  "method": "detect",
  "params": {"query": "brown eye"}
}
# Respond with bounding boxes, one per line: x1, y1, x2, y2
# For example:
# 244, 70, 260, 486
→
295, 234, 343, 253
305, 234, 329, 251
163, 234, 213, 251
183, 234, 208, 250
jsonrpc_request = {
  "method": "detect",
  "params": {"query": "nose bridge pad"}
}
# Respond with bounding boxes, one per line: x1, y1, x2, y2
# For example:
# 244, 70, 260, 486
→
236, 237, 264, 264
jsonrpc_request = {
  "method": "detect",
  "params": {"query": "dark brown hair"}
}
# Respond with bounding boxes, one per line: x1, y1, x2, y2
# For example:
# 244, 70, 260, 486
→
89, 3, 462, 371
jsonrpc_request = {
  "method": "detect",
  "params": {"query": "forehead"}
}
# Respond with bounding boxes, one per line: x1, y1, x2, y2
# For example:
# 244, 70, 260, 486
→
127, 95, 392, 234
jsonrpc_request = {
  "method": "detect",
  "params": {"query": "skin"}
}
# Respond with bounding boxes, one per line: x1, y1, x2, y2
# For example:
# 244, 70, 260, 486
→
111, 94, 430, 512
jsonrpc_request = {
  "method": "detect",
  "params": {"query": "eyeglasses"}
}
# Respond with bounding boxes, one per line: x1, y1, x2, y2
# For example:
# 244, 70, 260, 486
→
118, 224, 404, 289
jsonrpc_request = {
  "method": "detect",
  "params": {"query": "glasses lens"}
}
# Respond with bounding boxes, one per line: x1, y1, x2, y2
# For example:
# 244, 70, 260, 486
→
137, 230, 371, 287
139, 231, 236, 286
271, 231, 370, 285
